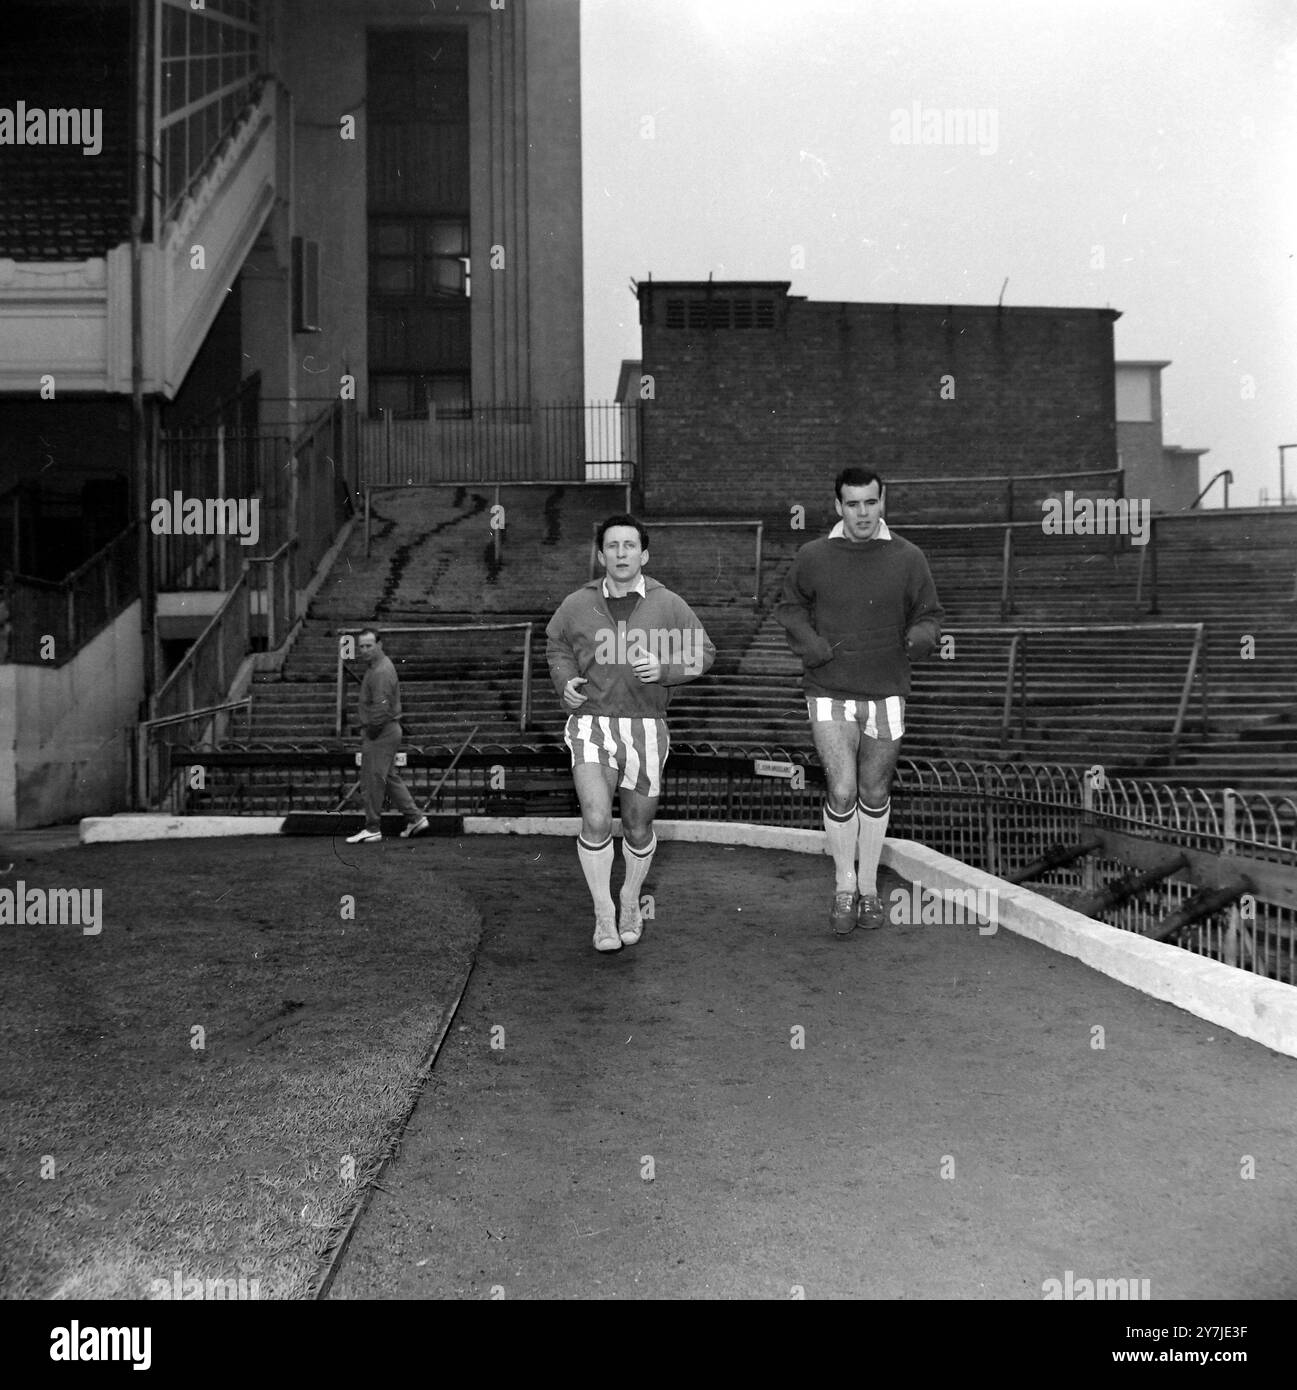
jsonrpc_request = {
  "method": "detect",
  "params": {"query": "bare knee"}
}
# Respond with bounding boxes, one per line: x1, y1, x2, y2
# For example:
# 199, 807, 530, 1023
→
825, 780, 856, 815
621, 819, 654, 850
857, 774, 894, 809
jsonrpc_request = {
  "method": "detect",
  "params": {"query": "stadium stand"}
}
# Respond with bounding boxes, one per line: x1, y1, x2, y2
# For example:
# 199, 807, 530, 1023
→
166, 488, 1297, 813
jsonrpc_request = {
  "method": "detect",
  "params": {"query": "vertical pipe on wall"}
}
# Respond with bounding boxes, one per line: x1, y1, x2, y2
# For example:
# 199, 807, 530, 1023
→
132, 0, 156, 707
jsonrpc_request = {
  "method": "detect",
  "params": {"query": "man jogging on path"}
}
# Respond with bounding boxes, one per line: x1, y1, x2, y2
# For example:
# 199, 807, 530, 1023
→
776, 469, 944, 934
345, 629, 429, 843
546, 515, 716, 953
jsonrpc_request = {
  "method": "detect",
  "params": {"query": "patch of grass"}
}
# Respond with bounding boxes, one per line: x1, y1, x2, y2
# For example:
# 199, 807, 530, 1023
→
0, 837, 480, 1300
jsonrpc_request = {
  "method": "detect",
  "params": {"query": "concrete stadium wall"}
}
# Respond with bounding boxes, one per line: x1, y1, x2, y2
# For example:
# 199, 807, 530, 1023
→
0, 601, 143, 829
639, 284, 1118, 524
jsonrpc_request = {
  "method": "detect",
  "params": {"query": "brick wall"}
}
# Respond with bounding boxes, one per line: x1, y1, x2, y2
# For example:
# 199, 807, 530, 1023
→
638, 282, 1119, 528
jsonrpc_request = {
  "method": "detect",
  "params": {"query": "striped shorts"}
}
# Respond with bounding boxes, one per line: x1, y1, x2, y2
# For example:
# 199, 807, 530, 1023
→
806, 695, 906, 741
563, 714, 671, 798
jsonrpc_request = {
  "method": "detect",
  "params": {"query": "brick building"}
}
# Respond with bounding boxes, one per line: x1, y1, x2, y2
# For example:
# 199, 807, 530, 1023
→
635, 280, 1120, 526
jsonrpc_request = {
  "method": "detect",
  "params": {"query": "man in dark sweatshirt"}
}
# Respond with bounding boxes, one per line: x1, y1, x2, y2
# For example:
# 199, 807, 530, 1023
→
546, 515, 716, 953
776, 469, 944, 935
345, 629, 429, 843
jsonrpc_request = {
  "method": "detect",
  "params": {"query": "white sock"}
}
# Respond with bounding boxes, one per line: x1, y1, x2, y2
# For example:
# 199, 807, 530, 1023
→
577, 834, 614, 914
824, 802, 858, 893
621, 834, 656, 904
856, 798, 890, 896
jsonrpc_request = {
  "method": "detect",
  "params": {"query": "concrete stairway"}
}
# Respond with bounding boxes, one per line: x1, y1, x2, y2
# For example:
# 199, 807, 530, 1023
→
190, 498, 1297, 809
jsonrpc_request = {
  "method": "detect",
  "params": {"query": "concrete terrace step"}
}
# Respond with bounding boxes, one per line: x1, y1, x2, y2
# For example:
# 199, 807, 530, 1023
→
190, 492, 1297, 802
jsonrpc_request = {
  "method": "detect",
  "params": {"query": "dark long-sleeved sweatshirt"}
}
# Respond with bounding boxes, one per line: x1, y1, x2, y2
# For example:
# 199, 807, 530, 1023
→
546, 577, 716, 717
358, 654, 402, 735
775, 534, 944, 698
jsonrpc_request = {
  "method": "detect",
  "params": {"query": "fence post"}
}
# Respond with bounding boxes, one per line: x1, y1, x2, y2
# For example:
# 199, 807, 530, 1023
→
1222, 786, 1238, 965
334, 633, 345, 737
134, 724, 146, 810
217, 425, 227, 592
753, 522, 763, 607
982, 766, 999, 877
520, 622, 533, 732
494, 483, 502, 568
1017, 634, 1028, 738
1001, 633, 1019, 753
364, 484, 371, 559
1081, 768, 1097, 893
1199, 628, 1209, 733
1000, 525, 1014, 619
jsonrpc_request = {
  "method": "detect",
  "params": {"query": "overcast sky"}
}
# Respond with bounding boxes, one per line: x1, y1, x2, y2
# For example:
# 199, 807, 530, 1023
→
580, 0, 1296, 507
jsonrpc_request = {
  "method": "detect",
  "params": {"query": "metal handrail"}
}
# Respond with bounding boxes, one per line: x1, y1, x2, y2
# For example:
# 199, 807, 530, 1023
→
1168, 623, 1208, 762
954, 623, 1206, 759
887, 466, 1120, 487
1190, 470, 1233, 510
152, 566, 250, 717
136, 697, 252, 809
999, 525, 1014, 619
1001, 633, 1022, 751
334, 622, 536, 736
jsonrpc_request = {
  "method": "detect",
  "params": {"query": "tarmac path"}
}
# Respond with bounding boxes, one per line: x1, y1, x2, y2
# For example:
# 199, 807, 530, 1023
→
325, 835, 1297, 1301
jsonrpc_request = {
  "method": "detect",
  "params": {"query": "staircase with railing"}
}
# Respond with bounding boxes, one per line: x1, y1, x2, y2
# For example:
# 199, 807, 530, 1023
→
164, 492, 1297, 813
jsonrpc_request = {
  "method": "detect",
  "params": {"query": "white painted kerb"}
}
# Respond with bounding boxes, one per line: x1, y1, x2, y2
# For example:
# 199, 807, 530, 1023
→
80, 815, 286, 842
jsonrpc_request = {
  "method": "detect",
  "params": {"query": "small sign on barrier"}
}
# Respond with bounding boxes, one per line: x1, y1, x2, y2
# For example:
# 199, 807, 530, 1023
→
754, 759, 797, 778
354, 752, 408, 767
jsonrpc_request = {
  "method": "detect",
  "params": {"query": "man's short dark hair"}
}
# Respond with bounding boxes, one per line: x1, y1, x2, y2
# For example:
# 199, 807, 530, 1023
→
835, 468, 885, 500
358, 628, 380, 645
596, 514, 649, 550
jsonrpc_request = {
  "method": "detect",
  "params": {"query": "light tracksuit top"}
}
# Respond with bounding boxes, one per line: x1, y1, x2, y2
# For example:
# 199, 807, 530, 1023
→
545, 576, 716, 718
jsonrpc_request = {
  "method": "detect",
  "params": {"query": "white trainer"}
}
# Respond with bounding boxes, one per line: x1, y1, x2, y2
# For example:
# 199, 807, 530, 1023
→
345, 828, 382, 844
618, 893, 644, 945
593, 909, 621, 952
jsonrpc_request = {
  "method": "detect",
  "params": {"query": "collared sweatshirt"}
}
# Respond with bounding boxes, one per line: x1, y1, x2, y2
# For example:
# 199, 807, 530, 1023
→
775, 534, 944, 698
545, 576, 716, 717
358, 653, 402, 735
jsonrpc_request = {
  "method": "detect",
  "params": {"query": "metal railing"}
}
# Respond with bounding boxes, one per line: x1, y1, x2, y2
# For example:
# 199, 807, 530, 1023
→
892, 520, 1135, 622
153, 538, 300, 725
1190, 470, 1234, 510
291, 400, 358, 587
151, 745, 1297, 983
333, 623, 535, 736
245, 539, 297, 651
875, 467, 1123, 524
949, 624, 1208, 757
136, 697, 253, 810
359, 401, 639, 485
153, 569, 251, 724
3, 525, 139, 665
154, 426, 292, 591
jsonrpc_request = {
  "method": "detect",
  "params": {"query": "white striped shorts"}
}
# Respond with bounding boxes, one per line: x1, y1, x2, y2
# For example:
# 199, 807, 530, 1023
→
806, 695, 906, 741
563, 714, 671, 798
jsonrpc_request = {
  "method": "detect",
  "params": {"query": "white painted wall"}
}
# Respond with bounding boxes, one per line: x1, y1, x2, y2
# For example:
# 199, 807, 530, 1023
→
0, 601, 144, 829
